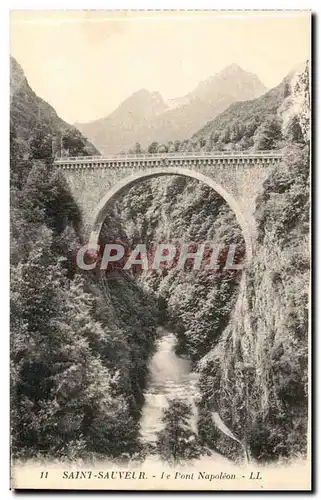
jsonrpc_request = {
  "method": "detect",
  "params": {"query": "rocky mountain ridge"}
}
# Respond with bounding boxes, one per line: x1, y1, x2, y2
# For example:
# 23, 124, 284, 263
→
76, 64, 266, 154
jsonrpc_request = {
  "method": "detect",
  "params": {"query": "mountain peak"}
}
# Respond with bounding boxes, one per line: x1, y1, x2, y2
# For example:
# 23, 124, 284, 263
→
130, 88, 158, 99
219, 63, 244, 74
217, 63, 259, 81
123, 88, 164, 104
10, 56, 27, 98
190, 64, 267, 106
77, 64, 267, 154
110, 88, 167, 120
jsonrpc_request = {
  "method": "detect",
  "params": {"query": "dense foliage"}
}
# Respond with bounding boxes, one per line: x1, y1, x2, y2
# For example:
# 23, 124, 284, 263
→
104, 176, 245, 363
10, 122, 157, 460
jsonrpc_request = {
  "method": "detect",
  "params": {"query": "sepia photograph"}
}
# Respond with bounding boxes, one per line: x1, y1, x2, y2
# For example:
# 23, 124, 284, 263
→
9, 9, 311, 490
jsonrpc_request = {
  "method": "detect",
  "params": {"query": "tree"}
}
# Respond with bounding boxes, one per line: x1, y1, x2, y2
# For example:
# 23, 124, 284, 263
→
253, 117, 282, 150
10, 227, 132, 458
133, 142, 143, 154
29, 125, 53, 160
284, 115, 304, 144
148, 142, 159, 154
174, 140, 181, 152
20, 161, 81, 235
10, 123, 32, 189
158, 144, 169, 154
155, 399, 202, 465
62, 128, 89, 157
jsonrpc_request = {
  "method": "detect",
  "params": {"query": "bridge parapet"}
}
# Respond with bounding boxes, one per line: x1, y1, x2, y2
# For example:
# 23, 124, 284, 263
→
54, 151, 283, 170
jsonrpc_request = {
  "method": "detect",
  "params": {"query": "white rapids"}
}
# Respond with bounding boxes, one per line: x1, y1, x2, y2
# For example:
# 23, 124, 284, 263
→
140, 328, 199, 443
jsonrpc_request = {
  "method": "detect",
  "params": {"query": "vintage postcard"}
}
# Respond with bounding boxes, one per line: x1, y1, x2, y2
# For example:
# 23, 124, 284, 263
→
10, 10, 311, 490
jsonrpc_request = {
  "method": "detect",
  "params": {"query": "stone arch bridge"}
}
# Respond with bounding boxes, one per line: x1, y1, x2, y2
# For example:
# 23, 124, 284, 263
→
54, 151, 283, 262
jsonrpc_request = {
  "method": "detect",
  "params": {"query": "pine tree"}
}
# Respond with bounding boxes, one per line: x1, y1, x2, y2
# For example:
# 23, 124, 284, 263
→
155, 399, 202, 466
29, 125, 53, 160
62, 128, 89, 157
147, 142, 159, 154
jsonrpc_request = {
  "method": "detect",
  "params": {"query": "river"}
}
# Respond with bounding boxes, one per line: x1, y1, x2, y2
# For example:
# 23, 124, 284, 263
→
140, 327, 199, 443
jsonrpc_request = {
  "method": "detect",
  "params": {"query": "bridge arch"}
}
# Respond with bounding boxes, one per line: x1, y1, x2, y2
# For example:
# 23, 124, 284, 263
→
89, 167, 252, 263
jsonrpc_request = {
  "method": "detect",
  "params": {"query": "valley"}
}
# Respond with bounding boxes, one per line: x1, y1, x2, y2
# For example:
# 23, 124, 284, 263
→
10, 53, 310, 467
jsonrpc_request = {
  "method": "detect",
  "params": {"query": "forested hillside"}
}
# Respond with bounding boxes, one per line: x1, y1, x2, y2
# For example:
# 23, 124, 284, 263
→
10, 57, 99, 159
10, 61, 158, 460
136, 68, 304, 155
10, 56, 310, 466
100, 178, 245, 362
186, 73, 293, 152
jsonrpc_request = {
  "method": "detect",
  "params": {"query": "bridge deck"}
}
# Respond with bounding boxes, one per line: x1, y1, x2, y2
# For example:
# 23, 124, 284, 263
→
54, 150, 283, 165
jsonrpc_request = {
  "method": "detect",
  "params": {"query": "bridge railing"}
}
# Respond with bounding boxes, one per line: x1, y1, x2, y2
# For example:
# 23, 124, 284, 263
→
55, 150, 283, 163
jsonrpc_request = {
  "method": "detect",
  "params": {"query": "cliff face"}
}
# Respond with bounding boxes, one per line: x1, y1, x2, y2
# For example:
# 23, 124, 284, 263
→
197, 64, 310, 462
199, 149, 309, 462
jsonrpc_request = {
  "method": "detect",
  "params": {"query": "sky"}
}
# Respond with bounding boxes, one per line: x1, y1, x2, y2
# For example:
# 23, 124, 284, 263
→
10, 10, 311, 124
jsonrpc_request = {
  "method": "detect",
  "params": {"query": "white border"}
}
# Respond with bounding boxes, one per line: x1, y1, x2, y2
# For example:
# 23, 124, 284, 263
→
2, 2, 318, 498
